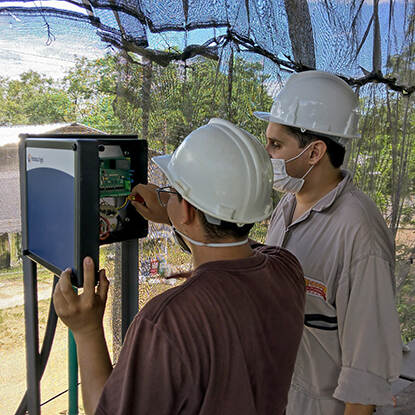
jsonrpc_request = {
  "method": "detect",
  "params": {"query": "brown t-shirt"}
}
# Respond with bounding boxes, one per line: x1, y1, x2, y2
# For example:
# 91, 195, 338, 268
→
96, 245, 305, 415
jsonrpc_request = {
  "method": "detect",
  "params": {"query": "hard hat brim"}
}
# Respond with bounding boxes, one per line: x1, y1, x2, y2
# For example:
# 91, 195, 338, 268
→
152, 154, 174, 184
253, 111, 272, 122
253, 110, 360, 140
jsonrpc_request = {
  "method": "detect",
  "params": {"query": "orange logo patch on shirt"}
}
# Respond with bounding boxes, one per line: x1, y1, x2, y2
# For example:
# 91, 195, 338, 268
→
304, 277, 327, 301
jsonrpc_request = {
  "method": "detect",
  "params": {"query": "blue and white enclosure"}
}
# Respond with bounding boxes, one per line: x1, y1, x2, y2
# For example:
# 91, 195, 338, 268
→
26, 146, 76, 273
19, 136, 148, 287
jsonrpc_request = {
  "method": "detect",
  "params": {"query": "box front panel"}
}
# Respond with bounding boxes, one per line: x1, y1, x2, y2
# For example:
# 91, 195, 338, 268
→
26, 147, 75, 271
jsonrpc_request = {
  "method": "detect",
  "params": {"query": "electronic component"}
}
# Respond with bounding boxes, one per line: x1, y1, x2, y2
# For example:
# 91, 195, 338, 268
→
97, 144, 146, 245
20, 134, 148, 287
100, 161, 133, 197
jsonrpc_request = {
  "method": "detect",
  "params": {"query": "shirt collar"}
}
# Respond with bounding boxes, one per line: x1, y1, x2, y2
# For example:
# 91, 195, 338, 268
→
280, 169, 354, 227
311, 169, 353, 213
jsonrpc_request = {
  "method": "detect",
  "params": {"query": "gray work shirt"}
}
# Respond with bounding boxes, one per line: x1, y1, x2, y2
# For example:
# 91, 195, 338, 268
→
266, 170, 402, 415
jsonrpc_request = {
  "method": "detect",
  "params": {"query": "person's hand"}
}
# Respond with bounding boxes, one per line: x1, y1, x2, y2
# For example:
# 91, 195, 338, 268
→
53, 257, 109, 337
130, 183, 170, 224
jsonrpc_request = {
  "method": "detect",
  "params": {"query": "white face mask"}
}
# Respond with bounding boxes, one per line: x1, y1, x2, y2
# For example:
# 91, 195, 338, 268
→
271, 144, 314, 193
171, 226, 248, 254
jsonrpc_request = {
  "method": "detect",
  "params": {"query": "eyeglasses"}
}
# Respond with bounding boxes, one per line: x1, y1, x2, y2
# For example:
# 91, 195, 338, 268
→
156, 186, 180, 207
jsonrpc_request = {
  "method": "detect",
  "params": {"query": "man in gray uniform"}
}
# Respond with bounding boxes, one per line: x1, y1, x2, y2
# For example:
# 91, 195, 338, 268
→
254, 70, 402, 415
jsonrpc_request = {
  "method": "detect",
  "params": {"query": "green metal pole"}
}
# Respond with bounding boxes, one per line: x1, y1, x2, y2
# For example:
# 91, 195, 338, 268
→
68, 287, 78, 414
68, 329, 78, 414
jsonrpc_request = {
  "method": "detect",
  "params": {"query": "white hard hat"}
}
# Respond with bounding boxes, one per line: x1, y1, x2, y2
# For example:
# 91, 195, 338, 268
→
254, 70, 360, 139
152, 118, 274, 224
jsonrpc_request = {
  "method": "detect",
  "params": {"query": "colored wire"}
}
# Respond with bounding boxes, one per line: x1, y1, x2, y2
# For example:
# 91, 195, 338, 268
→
116, 197, 130, 210
99, 216, 111, 240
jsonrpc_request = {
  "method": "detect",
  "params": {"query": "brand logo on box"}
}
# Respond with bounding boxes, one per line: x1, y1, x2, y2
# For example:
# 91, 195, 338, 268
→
28, 153, 44, 164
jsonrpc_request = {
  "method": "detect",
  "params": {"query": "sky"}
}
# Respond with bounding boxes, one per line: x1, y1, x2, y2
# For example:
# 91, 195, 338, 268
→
0, 123, 67, 145
0, 10, 229, 79
0, 13, 108, 79
0, 1, 410, 81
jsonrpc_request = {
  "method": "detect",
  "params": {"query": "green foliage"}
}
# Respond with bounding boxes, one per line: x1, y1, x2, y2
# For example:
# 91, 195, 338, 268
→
69, 54, 274, 152
397, 274, 415, 343
397, 296, 415, 344
395, 242, 415, 343
0, 71, 75, 124
349, 30, 414, 235
146, 57, 273, 150
0, 52, 272, 144
249, 222, 269, 244
63, 55, 125, 133
347, 35, 414, 341
1, 48, 414, 341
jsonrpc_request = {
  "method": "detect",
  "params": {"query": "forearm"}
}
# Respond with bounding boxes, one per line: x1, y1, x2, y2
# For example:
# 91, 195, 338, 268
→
344, 403, 375, 415
74, 327, 113, 415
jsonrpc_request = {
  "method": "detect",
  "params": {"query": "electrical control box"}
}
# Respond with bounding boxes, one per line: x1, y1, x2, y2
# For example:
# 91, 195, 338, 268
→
19, 134, 148, 287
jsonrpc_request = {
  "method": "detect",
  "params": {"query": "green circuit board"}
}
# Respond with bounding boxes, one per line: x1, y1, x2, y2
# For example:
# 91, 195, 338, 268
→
99, 159, 132, 197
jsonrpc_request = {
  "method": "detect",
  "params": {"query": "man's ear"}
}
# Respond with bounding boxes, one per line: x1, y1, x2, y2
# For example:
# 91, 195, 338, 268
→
309, 140, 327, 165
180, 198, 197, 225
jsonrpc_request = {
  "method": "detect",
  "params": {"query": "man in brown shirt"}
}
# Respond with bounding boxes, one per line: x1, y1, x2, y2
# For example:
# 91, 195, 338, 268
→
53, 118, 306, 415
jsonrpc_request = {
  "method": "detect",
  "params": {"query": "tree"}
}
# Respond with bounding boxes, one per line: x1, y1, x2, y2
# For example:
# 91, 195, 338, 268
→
0, 71, 75, 124
63, 55, 125, 133
346, 23, 414, 341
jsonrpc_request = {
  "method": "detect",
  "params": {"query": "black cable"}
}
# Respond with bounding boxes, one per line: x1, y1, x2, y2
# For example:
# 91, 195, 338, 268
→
14, 275, 59, 415
40, 388, 70, 408
399, 375, 415, 382
38, 360, 118, 409
39, 382, 81, 407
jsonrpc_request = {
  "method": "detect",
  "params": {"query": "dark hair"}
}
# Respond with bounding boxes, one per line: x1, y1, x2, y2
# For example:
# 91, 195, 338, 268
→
287, 126, 345, 168
197, 210, 254, 241
176, 192, 254, 241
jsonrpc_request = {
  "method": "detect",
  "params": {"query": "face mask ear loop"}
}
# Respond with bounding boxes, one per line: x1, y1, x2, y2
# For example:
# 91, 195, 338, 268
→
286, 143, 314, 164
301, 164, 314, 179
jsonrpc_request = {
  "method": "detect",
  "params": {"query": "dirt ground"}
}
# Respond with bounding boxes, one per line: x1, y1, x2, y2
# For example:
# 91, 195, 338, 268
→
0, 273, 175, 415
0, 274, 115, 415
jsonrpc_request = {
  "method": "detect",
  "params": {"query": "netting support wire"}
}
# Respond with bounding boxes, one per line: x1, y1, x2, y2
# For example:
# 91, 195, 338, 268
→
100, 22, 413, 95
214, 31, 414, 95
10, 0, 414, 95
98, 33, 220, 67
226, 32, 415, 96
31, 1, 56, 46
